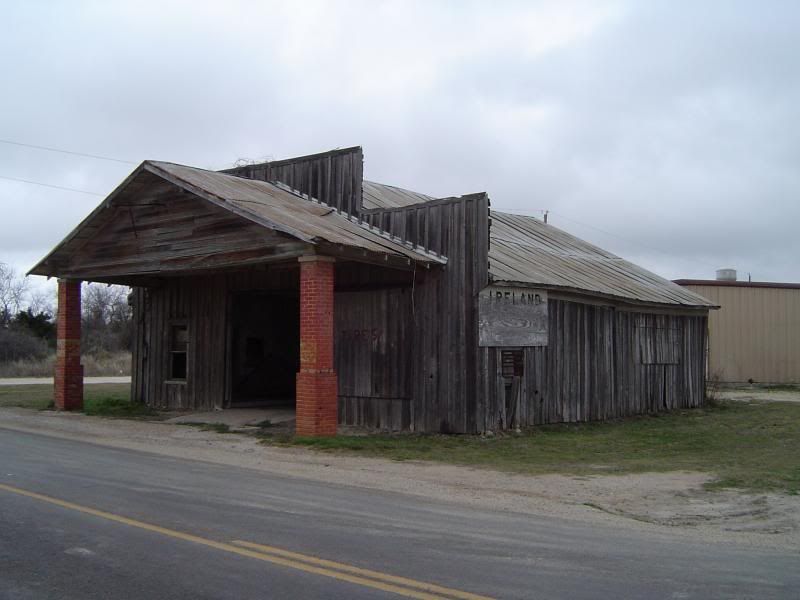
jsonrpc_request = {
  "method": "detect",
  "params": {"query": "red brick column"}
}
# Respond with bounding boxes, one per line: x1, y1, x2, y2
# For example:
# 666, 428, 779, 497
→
54, 279, 83, 411
296, 256, 337, 436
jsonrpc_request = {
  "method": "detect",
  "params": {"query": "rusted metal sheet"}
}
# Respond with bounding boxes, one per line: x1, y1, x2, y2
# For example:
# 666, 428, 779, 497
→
146, 162, 444, 265
488, 211, 715, 308
478, 286, 548, 347
362, 180, 434, 210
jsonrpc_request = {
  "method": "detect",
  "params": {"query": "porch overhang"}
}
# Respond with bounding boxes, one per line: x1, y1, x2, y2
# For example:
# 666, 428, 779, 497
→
29, 160, 446, 286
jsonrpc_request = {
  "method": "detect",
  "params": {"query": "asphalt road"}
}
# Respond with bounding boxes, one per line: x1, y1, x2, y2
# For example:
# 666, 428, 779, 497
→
0, 429, 797, 599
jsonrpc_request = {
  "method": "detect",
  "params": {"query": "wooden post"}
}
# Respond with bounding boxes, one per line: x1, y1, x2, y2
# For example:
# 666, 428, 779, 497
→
295, 256, 337, 436
55, 279, 83, 411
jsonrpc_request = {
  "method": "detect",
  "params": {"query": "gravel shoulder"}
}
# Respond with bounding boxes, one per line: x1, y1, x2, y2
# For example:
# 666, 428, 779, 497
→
1, 406, 797, 551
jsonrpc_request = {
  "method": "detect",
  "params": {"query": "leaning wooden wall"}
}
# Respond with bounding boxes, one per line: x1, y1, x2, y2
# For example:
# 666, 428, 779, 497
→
480, 299, 708, 431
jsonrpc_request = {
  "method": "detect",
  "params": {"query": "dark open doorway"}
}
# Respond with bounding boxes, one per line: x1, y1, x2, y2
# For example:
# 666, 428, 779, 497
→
230, 292, 299, 407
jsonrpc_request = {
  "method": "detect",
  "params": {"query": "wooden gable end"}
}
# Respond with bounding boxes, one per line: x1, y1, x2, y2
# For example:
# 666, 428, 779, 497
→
52, 186, 309, 282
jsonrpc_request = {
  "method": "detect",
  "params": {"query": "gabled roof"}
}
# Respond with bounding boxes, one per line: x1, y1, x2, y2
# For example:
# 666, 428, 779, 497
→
363, 180, 715, 309
145, 162, 443, 264
30, 161, 444, 279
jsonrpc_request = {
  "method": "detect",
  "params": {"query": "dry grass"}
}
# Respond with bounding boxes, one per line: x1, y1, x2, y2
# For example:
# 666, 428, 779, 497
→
0, 351, 131, 378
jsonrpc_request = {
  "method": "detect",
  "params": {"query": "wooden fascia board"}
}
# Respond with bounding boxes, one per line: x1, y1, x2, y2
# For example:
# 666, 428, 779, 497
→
56, 245, 311, 281
315, 242, 437, 272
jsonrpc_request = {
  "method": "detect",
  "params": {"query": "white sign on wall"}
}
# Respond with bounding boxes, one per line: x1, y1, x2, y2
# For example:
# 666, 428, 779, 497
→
478, 286, 548, 347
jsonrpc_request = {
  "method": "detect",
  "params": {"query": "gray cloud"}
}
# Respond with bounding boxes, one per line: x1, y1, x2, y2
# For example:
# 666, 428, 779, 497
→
1, 0, 798, 289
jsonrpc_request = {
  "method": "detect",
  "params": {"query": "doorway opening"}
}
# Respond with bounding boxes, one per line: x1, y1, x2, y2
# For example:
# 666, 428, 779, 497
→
230, 292, 299, 407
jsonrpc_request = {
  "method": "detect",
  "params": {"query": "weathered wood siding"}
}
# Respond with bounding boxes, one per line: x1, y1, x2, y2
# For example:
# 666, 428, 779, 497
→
335, 287, 413, 430
480, 299, 708, 431
223, 147, 364, 216
131, 276, 227, 410
58, 188, 307, 281
362, 195, 491, 432
131, 266, 300, 410
132, 262, 416, 415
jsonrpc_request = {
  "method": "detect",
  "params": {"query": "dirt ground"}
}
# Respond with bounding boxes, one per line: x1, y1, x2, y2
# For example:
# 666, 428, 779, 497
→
1, 407, 797, 552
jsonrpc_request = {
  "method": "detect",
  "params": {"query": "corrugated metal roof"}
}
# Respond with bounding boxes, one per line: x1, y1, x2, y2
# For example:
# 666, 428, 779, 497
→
146, 162, 445, 265
362, 180, 434, 210
489, 211, 716, 308
361, 181, 712, 307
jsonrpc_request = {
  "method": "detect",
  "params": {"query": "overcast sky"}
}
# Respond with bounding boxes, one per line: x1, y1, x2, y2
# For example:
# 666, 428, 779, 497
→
2, 0, 798, 297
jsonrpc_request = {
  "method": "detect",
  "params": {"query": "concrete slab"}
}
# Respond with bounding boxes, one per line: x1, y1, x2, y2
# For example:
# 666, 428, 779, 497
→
0, 376, 132, 386
164, 408, 295, 428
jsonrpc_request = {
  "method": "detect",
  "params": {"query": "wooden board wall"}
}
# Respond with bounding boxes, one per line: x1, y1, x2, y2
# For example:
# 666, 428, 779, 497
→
479, 299, 708, 431
361, 195, 492, 432
131, 265, 300, 411
59, 189, 307, 281
222, 147, 364, 217
131, 262, 416, 416
335, 287, 413, 431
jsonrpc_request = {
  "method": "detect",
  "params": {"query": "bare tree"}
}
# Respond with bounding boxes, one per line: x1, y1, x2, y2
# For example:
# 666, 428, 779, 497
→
82, 283, 133, 353
0, 262, 29, 325
26, 288, 56, 316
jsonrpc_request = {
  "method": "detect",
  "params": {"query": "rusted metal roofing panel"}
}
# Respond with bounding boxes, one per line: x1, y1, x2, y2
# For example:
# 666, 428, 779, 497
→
145, 161, 444, 265
362, 180, 434, 210
489, 211, 715, 308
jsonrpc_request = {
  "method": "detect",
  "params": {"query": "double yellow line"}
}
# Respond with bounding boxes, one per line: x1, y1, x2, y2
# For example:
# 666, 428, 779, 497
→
0, 483, 492, 600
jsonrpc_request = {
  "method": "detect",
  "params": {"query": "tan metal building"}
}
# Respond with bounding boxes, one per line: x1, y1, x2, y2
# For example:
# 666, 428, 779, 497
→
675, 275, 800, 384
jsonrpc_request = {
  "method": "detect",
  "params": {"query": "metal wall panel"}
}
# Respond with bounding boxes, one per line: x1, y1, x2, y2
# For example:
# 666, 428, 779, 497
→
683, 284, 800, 383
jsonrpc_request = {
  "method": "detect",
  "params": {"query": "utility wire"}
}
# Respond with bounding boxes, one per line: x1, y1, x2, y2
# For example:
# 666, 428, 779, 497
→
0, 174, 104, 196
0, 138, 137, 165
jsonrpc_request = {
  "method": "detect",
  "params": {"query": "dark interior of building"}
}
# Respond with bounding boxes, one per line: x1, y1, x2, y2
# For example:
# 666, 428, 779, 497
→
230, 292, 299, 406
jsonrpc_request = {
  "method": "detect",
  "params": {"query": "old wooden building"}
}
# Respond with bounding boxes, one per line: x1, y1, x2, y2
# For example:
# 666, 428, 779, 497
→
32, 146, 715, 435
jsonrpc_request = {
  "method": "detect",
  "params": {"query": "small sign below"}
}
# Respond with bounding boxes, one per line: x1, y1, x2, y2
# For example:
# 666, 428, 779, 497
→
479, 286, 548, 347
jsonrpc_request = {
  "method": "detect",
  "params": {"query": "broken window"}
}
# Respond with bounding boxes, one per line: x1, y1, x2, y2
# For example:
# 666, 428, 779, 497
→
170, 323, 188, 380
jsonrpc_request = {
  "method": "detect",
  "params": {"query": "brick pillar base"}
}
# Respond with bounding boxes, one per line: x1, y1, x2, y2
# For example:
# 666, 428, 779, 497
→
296, 372, 338, 436
296, 256, 337, 437
55, 279, 83, 411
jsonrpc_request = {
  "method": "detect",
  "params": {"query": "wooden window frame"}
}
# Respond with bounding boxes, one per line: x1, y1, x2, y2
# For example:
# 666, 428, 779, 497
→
166, 320, 189, 384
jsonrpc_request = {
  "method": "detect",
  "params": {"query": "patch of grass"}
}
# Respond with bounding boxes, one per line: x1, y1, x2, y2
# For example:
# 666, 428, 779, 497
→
0, 383, 155, 419
0, 383, 134, 412
0, 352, 131, 378
263, 401, 800, 494
83, 397, 156, 419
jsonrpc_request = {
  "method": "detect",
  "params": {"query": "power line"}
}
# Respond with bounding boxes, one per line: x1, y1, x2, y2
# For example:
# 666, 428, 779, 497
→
0, 174, 104, 196
0, 138, 137, 165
